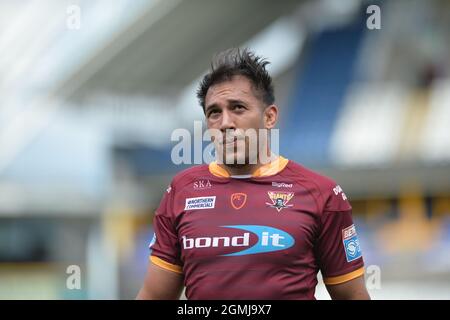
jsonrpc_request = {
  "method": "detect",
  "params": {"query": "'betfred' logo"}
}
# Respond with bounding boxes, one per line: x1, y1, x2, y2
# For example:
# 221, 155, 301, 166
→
342, 225, 356, 239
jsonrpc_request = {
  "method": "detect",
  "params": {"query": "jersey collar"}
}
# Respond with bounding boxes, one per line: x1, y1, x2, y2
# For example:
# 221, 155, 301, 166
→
208, 156, 289, 178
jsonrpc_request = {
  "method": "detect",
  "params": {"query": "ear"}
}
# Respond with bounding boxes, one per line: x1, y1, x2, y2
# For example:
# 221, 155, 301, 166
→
263, 105, 278, 129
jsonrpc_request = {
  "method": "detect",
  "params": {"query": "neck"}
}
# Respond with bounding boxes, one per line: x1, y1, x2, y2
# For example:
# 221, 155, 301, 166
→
217, 152, 278, 176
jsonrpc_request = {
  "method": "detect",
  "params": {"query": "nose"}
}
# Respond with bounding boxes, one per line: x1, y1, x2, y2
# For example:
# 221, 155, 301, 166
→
219, 109, 236, 132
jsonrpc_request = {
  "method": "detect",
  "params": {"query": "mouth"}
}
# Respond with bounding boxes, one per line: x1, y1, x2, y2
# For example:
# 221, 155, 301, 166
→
223, 137, 237, 145
220, 136, 245, 147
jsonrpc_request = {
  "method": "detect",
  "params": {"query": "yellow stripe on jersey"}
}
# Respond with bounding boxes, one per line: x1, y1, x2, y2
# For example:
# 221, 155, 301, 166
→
252, 156, 289, 177
208, 161, 230, 178
209, 156, 289, 178
323, 267, 365, 285
150, 256, 183, 274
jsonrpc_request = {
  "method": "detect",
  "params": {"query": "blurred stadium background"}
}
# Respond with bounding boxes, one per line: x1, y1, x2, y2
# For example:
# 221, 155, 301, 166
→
0, 0, 449, 299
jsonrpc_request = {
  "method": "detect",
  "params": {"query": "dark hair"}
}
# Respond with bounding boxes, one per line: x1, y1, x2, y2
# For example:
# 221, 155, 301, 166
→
197, 48, 275, 111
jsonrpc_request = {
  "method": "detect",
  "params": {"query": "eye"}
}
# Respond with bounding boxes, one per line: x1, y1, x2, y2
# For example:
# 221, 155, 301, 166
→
233, 104, 245, 111
207, 109, 221, 118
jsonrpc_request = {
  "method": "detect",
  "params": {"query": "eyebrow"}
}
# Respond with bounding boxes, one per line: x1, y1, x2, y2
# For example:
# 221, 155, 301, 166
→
205, 99, 247, 114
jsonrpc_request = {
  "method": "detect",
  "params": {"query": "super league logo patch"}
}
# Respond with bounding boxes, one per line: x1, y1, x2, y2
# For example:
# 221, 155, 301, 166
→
266, 191, 294, 212
342, 224, 362, 262
231, 193, 247, 210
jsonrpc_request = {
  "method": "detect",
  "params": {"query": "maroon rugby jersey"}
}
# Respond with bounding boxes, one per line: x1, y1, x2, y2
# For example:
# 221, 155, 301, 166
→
149, 156, 364, 299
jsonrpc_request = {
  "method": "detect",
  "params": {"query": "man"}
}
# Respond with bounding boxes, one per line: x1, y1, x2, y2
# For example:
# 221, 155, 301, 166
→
137, 48, 370, 300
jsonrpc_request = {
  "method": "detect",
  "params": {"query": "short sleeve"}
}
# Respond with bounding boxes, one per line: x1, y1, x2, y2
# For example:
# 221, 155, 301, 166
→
149, 185, 183, 274
315, 185, 364, 285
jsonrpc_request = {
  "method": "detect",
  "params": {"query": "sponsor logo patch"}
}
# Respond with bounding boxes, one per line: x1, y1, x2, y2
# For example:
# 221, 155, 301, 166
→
149, 233, 156, 249
182, 225, 295, 256
193, 179, 212, 190
272, 182, 293, 188
342, 224, 362, 262
333, 185, 348, 201
184, 196, 216, 210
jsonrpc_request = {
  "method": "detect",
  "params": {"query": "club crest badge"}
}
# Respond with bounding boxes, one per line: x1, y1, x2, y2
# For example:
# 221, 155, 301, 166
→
266, 191, 294, 212
231, 193, 247, 210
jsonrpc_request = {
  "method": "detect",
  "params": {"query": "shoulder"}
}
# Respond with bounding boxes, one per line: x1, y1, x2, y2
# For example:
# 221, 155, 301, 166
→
155, 164, 210, 217
170, 164, 211, 189
283, 160, 352, 213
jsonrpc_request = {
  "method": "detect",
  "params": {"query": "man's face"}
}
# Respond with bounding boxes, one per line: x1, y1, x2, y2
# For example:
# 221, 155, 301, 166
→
204, 75, 270, 166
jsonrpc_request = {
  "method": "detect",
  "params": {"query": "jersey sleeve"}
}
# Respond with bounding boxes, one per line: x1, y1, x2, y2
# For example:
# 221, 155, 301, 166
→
149, 185, 183, 274
315, 184, 364, 285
